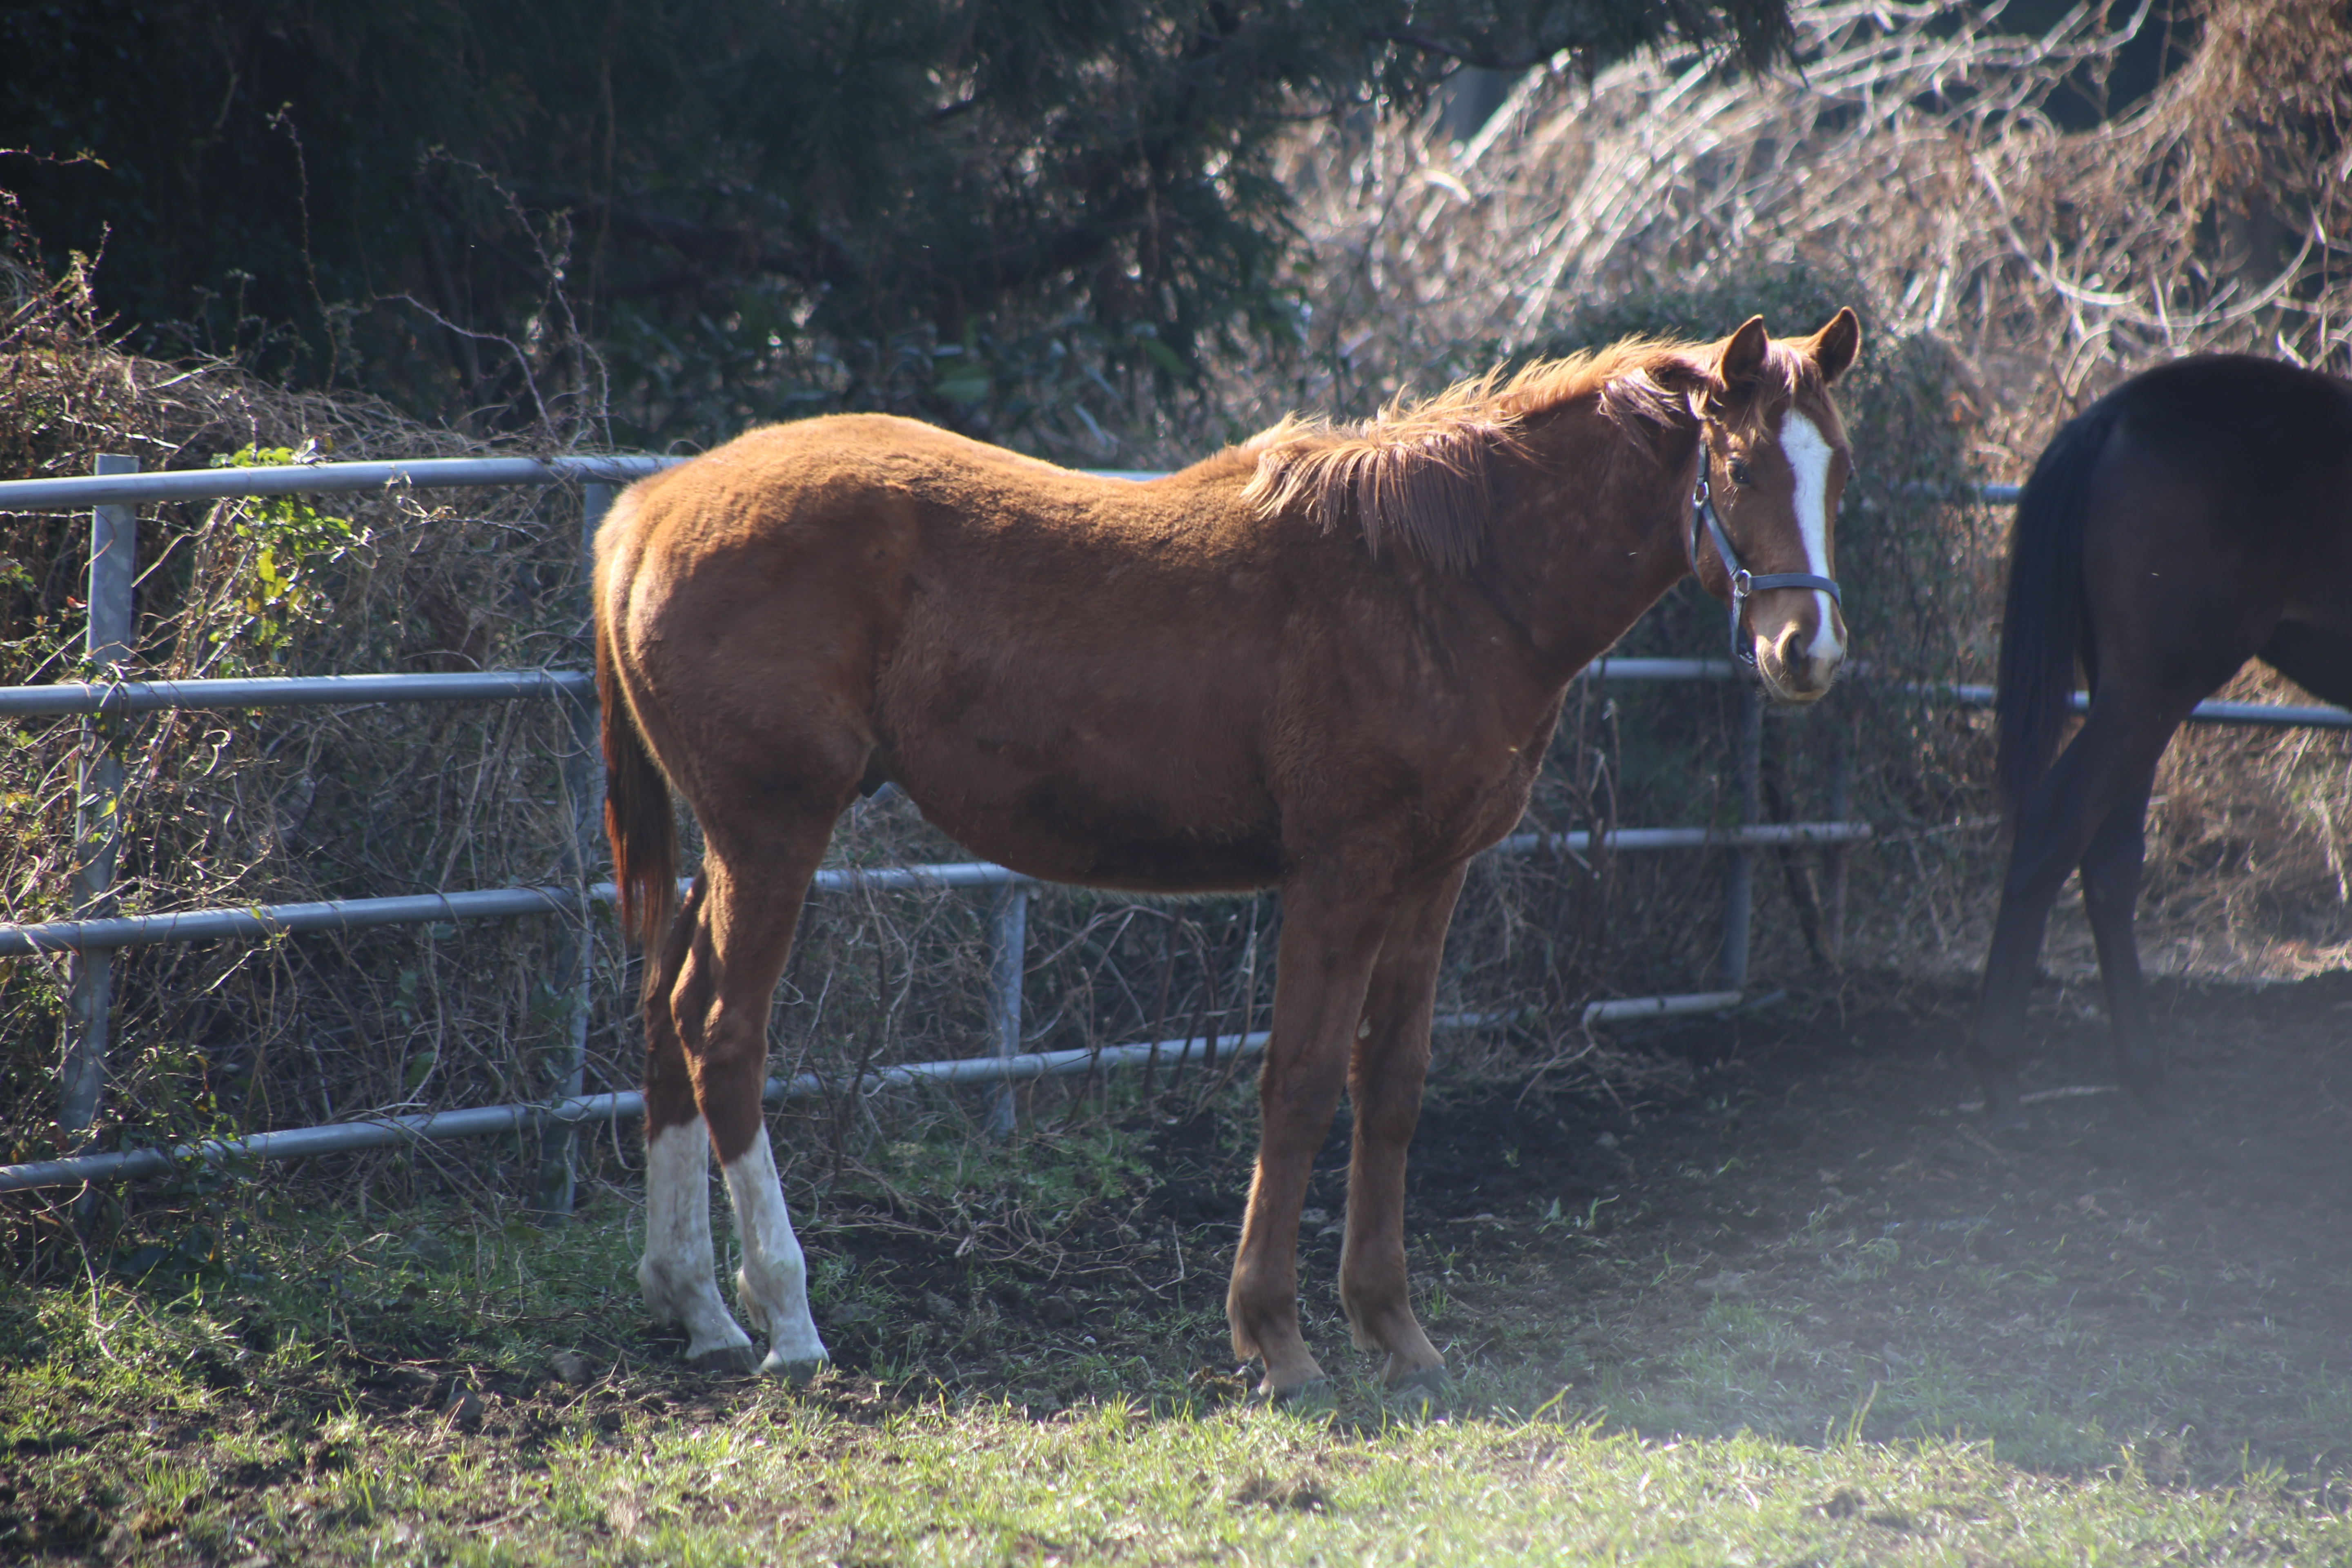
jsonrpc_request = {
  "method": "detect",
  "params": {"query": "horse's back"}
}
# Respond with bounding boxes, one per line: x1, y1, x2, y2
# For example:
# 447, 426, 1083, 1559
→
2086, 357, 2352, 597
2102, 356, 2352, 480
596, 415, 1307, 889
616, 414, 1270, 585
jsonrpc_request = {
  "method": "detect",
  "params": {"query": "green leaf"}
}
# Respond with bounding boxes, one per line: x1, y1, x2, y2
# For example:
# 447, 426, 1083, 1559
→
933, 365, 993, 405
1136, 336, 1187, 377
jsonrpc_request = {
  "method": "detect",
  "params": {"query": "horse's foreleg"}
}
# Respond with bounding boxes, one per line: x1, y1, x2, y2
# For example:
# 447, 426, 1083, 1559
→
1973, 703, 2182, 1125
1228, 874, 1395, 1398
1338, 865, 1464, 1392
2080, 768, 2167, 1113
673, 837, 834, 1379
637, 881, 763, 1371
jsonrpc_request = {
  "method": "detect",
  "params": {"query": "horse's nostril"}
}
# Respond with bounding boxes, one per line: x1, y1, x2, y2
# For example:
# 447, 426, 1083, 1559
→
1769, 622, 1840, 691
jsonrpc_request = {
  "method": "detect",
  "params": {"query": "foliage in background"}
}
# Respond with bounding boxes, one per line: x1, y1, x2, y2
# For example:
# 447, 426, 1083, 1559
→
0, 242, 606, 1270
0, 0, 1792, 452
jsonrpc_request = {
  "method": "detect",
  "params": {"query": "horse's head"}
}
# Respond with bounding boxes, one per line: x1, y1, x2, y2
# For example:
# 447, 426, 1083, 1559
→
1671, 310, 1861, 704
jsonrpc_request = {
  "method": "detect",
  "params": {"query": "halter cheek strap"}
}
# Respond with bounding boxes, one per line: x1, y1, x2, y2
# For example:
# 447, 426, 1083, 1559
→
1688, 459, 1844, 667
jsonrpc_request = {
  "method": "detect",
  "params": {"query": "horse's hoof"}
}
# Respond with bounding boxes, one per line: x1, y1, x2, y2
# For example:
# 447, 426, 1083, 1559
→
687, 1343, 762, 1376
1381, 1365, 1443, 1414
1383, 1362, 1445, 1396
758, 1351, 828, 1385
1257, 1376, 1334, 1412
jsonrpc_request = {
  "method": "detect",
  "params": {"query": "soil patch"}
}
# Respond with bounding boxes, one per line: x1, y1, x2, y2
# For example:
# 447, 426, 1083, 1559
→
14, 966, 2343, 1534
792, 968, 2352, 1481
1386, 967, 2352, 1480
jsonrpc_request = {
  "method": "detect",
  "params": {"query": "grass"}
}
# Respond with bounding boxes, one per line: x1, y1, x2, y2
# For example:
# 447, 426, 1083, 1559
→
6, 1183, 2352, 1566
15, 1002, 2352, 1564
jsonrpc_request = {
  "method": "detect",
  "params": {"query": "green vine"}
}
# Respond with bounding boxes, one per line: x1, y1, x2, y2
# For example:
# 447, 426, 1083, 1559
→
206, 443, 359, 660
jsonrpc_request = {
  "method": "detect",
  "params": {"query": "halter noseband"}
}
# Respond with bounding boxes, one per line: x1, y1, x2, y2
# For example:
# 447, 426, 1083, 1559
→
1688, 439, 1844, 667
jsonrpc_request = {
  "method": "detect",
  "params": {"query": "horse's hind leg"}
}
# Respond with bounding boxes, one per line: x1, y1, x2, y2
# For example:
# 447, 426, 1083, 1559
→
1974, 701, 2183, 1126
1338, 865, 1464, 1392
670, 826, 840, 1379
2079, 768, 2169, 1113
638, 878, 765, 1371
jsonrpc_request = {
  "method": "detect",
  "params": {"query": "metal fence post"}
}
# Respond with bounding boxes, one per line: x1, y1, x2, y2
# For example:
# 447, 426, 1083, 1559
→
61, 455, 138, 1150
986, 882, 1029, 1136
1821, 709, 1855, 963
535, 480, 612, 1220
1718, 684, 1763, 991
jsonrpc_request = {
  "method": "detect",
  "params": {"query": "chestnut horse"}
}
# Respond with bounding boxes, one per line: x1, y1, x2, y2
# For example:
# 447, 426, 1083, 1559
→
1975, 355, 2352, 1126
594, 309, 1861, 1396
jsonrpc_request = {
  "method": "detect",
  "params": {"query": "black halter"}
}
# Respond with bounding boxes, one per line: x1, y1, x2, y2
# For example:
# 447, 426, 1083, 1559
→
1687, 444, 1844, 667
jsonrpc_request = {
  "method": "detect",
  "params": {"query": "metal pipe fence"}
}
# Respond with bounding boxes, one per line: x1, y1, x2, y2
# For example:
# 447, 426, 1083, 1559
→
0, 669, 596, 718
4, 456, 2343, 1198
0, 455, 651, 1208
0, 1031, 1274, 1194
0, 454, 673, 510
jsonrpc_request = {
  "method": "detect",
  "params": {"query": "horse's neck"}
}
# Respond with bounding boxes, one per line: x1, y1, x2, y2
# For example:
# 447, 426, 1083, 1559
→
1477, 412, 1698, 680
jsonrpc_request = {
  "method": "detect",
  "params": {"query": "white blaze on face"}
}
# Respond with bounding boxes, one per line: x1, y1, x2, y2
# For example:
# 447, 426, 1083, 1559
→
1777, 410, 1844, 665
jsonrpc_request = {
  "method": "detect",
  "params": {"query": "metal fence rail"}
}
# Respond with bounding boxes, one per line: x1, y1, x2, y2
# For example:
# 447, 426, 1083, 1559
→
0, 454, 676, 511
0, 826, 1870, 959
0, 454, 637, 1210
0, 669, 595, 718
1936, 685, 2352, 730
0, 865, 1040, 959
0, 1031, 1272, 1193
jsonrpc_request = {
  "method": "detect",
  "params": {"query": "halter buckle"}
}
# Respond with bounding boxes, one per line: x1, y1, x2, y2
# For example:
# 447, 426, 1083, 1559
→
1730, 566, 1758, 666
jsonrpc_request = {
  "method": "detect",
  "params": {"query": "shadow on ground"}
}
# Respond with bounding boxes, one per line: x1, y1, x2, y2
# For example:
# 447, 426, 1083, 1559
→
798, 967, 2352, 1481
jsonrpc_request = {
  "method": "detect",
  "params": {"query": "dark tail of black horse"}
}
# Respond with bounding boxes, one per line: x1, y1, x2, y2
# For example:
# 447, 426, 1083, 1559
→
1996, 401, 2121, 821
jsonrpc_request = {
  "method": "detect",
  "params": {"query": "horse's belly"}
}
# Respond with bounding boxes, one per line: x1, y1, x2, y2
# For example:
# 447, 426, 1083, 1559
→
895, 766, 1283, 894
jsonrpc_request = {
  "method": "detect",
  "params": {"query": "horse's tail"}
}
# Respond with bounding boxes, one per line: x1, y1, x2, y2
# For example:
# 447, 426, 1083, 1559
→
1996, 400, 2118, 821
594, 525, 678, 953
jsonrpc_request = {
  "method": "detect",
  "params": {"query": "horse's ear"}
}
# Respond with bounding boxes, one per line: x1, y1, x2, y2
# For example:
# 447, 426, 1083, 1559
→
1718, 316, 1770, 391
1807, 307, 1862, 385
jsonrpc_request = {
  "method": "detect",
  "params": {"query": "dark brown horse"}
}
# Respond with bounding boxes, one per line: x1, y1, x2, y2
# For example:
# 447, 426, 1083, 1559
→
595, 309, 1861, 1396
1976, 355, 2352, 1126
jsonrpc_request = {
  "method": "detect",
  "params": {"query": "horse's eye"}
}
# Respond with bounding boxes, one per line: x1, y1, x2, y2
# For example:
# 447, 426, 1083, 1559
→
1728, 457, 1754, 488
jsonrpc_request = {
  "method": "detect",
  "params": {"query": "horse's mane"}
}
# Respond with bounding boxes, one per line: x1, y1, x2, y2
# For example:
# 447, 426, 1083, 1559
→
1241, 337, 1820, 572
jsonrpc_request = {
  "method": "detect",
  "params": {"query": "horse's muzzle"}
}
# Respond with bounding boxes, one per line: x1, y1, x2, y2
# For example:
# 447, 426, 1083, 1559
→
1755, 617, 1844, 703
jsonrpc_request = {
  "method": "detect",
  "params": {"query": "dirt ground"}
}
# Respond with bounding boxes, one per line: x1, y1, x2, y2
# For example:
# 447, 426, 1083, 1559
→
1398, 967, 2352, 1475
776, 966, 2352, 1483
23, 962, 2343, 1547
